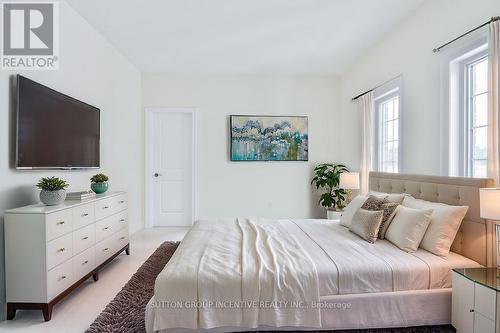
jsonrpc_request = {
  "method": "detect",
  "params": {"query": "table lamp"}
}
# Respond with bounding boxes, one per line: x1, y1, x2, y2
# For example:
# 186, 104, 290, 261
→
479, 188, 500, 268
339, 172, 360, 205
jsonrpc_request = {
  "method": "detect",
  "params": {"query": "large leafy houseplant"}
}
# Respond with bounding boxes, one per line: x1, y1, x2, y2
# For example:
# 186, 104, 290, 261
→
311, 164, 349, 211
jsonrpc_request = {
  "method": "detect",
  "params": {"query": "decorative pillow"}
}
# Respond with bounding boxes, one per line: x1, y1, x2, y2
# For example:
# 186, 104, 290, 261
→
369, 190, 407, 204
402, 196, 468, 257
349, 208, 384, 243
385, 206, 433, 253
361, 195, 388, 210
378, 202, 400, 239
339, 196, 368, 227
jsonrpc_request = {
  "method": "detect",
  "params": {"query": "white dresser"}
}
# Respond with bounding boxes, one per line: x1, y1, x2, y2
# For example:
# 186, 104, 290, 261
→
4, 191, 129, 321
452, 268, 499, 333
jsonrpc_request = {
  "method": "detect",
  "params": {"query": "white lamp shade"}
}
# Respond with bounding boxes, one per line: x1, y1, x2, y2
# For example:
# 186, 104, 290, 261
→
480, 188, 500, 220
339, 172, 360, 190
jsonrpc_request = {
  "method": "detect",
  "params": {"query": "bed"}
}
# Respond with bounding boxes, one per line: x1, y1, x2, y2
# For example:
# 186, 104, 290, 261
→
145, 172, 495, 332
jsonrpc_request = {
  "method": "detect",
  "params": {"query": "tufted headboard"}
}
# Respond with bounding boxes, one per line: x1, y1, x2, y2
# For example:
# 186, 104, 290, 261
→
369, 172, 495, 266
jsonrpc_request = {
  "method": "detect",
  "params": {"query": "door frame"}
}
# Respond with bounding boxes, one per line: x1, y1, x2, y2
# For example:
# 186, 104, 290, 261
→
145, 107, 197, 228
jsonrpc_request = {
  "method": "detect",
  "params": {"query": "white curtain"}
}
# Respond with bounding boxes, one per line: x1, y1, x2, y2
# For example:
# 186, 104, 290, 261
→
359, 92, 374, 194
487, 20, 500, 185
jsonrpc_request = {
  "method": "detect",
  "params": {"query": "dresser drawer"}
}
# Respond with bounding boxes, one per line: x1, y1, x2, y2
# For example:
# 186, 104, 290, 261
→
94, 197, 115, 220
115, 210, 128, 232
114, 228, 129, 250
73, 224, 95, 255
73, 246, 95, 279
72, 203, 95, 230
95, 237, 115, 265
114, 194, 127, 211
46, 210, 73, 241
95, 216, 116, 242
46, 233, 73, 270
47, 259, 73, 301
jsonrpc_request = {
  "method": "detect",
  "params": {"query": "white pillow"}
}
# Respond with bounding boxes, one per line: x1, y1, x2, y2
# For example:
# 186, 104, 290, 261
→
402, 196, 468, 257
339, 195, 367, 227
369, 190, 407, 204
385, 206, 433, 253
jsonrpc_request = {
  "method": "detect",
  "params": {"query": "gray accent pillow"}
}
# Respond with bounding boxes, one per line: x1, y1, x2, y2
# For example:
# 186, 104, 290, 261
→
361, 195, 388, 211
378, 202, 400, 239
349, 208, 384, 243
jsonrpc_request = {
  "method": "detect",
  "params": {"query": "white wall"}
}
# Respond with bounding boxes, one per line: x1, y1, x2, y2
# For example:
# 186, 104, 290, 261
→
0, 2, 142, 319
142, 74, 339, 220
337, 0, 500, 175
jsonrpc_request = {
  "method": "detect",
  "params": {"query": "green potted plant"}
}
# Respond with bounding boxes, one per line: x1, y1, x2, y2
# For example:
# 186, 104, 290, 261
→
90, 173, 109, 194
311, 163, 349, 219
36, 177, 69, 206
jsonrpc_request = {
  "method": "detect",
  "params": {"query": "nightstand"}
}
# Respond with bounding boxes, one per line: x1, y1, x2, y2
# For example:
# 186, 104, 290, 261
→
452, 267, 499, 333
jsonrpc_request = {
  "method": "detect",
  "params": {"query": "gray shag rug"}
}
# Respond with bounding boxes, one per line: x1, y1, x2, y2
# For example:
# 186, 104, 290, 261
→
87, 242, 455, 333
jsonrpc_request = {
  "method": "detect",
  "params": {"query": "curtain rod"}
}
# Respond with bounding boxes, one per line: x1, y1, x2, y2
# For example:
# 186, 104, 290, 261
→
433, 16, 500, 53
351, 75, 401, 102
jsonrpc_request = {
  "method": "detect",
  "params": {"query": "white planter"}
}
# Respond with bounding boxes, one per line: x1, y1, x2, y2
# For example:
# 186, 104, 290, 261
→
327, 210, 343, 220
40, 190, 66, 206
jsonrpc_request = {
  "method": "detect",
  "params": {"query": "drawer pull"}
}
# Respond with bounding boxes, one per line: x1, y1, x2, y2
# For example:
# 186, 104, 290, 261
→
82, 236, 89, 240
61, 275, 67, 280
103, 227, 109, 230
58, 248, 66, 252
57, 221, 65, 225
119, 200, 125, 204
103, 247, 109, 251
103, 206, 110, 209
120, 237, 126, 240
82, 213, 89, 217
83, 260, 89, 264
120, 219, 125, 222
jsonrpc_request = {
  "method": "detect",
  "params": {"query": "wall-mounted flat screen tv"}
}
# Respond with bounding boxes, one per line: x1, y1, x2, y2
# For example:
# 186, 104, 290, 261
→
16, 75, 100, 169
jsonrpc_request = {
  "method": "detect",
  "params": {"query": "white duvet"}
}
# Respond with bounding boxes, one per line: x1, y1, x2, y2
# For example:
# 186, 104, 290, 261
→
151, 218, 480, 332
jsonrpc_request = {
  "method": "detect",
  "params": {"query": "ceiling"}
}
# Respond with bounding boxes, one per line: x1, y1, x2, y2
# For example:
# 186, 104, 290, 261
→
65, 0, 424, 75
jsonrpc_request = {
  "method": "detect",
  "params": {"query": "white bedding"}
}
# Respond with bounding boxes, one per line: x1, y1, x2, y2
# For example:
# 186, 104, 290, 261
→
151, 218, 480, 332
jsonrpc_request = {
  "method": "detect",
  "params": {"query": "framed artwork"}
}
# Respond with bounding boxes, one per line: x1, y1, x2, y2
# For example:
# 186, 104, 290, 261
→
230, 115, 308, 161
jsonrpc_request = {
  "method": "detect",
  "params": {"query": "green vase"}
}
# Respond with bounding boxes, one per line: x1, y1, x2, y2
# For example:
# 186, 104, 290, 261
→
91, 182, 108, 194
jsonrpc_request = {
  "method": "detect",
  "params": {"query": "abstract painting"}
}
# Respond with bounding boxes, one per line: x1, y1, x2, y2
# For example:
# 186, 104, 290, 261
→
230, 115, 308, 161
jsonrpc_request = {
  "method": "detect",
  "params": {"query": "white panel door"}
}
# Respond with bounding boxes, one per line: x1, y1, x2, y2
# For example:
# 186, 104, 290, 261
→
149, 110, 193, 226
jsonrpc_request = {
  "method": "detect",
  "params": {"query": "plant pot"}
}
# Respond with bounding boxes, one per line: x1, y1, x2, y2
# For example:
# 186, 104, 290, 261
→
326, 209, 343, 220
40, 189, 66, 206
91, 181, 108, 194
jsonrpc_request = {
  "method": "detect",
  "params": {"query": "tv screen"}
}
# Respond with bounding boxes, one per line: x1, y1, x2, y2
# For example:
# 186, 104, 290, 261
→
16, 75, 100, 169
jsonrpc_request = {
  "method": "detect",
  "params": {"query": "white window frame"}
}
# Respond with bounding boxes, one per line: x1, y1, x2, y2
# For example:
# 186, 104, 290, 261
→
439, 34, 488, 177
463, 52, 488, 177
373, 77, 403, 173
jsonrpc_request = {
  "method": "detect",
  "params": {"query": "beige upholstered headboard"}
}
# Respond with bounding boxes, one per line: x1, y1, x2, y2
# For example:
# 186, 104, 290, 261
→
369, 172, 495, 266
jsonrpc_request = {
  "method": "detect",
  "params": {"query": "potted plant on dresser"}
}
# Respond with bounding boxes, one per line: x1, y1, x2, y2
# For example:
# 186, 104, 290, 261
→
37, 176, 69, 206
311, 163, 349, 219
90, 173, 109, 194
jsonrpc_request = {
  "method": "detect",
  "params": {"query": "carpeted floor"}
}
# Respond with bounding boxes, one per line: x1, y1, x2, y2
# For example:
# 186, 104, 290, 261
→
87, 242, 455, 333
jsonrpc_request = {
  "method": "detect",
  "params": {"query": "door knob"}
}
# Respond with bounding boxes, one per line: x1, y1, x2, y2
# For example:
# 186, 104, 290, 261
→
154, 173, 161, 177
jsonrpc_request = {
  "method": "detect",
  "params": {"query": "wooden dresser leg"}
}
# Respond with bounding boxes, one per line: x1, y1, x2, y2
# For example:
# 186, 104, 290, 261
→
125, 244, 130, 255
92, 271, 99, 282
6, 303, 16, 320
42, 304, 52, 321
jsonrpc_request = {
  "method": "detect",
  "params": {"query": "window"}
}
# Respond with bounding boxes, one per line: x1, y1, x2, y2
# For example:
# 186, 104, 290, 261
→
442, 39, 488, 178
465, 56, 488, 178
374, 78, 402, 173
